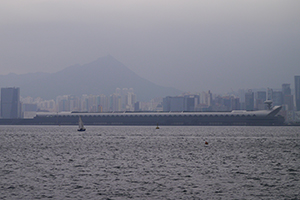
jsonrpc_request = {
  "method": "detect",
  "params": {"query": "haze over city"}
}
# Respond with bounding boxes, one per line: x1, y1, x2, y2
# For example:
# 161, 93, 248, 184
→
1, 2, 300, 198
1, 0, 300, 94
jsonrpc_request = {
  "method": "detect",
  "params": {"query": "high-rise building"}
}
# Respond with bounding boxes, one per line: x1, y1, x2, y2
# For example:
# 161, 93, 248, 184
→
163, 96, 185, 111
295, 76, 300, 111
110, 93, 121, 111
257, 91, 267, 101
184, 95, 198, 111
213, 95, 240, 111
123, 88, 136, 111
232, 97, 240, 110
256, 91, 267, 110
267, 88, 273, 100
1, 87, 21, 118
282, 84, 291, 95
283, 95, 294, 111
272, 91, 283, 106
245, 90, 254, 111
200, 91, 212, 107
99, 94, 109, 112
163, 95, 198, 112
282, 84, 293, 111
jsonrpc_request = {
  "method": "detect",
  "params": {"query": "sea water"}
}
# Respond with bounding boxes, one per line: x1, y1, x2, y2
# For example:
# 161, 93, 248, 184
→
0, 126, 299, 199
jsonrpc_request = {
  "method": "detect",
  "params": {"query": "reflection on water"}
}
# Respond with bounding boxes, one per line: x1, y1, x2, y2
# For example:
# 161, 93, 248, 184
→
0, 126, 299, 199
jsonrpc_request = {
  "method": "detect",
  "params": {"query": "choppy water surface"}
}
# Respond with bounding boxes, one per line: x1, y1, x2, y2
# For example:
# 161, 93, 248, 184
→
0, 126, 299, 199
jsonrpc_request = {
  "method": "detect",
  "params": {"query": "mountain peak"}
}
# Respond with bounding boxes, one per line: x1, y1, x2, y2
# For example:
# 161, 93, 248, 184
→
0, 56, 181, 101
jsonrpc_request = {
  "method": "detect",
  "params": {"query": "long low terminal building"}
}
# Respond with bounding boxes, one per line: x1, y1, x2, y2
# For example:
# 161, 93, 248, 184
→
15, 105, 284, 126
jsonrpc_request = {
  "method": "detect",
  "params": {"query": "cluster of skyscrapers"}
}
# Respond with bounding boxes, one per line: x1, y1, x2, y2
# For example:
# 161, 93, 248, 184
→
163, 91, 240, 112
0, 87, 138, 119
20, 88, 137, 117
163, 84, 295, 111
1, 76, 300, 123
161, 77, 300, 122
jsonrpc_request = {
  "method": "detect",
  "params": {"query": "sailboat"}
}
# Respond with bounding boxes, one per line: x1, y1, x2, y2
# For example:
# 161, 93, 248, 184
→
156, 123, 160, 129
77, 116, 86, 131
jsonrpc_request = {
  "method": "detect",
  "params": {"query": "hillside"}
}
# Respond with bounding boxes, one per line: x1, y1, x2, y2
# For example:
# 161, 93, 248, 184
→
0, 55, 181, 101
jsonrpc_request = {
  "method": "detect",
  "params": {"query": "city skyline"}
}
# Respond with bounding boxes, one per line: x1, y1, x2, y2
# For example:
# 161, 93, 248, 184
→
1, 78, 299, 123
8, 79, 298, 112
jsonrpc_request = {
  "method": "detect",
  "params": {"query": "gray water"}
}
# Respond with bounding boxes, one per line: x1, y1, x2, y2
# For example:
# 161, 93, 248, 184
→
0, 126, 299, 199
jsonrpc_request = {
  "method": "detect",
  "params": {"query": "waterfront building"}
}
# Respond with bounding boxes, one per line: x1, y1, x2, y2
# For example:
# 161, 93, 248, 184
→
295, 76, 300, 111
163, 96, 184, 111
56, 95, 69, 112
110, 93, 121, 111
163, 95, 198, 112
0, 87, 21, 118
267, 88, 273, 100
201, 91, 212, 107
55, 95, 81, 112
213, 96, 235, 111
231, 97, 240, 110
282, 84, 291, 95
186, 95, 198, 111
69, 95, 80, 112
238, 89, 245, 103
283, 95, 294, 111
99, 94, 109, 112
256, 91, 267, 110
134, 101, 141, 111
22, 103, 38, 118
38, 99, 56, 112
281, 84, 293, 111
272, 91, 283, 106
122, 88, 136, 111
80, 95, 90, 112
245, 90, 254, 111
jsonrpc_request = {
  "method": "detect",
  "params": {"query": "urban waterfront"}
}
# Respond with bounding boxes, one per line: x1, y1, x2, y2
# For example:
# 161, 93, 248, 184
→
0, 126, 299, 199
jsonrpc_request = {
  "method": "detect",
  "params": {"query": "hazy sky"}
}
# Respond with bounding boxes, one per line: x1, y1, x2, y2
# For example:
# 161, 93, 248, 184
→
1, 0, 300, 93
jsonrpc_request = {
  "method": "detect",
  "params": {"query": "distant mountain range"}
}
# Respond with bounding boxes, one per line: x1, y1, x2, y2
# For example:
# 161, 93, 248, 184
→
0, 55, 181, 101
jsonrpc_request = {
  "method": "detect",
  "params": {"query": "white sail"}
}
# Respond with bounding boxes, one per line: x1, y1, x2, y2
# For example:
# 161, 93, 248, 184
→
78, 116, 85, 131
